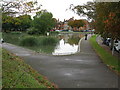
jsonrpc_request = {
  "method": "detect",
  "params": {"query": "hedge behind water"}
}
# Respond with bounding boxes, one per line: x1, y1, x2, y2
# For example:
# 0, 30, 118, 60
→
39, 36, 58, 46
20, 36, 38, 46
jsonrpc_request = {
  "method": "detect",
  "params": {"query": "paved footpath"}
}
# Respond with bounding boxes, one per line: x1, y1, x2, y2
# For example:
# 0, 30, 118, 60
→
2, 35, 119, 88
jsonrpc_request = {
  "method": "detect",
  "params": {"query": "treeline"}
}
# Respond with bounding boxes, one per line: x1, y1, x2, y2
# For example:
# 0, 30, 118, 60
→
2, 14, 32, 32
1, 0, 56, 35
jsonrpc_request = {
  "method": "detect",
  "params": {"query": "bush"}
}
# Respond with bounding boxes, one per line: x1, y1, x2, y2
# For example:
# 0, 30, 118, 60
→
3, 32, 22, 45
27, 28, 41, 35
39, 36, 58, 46
11, 32, 22, 34
20, 36, 38, 46
49, 31, 59, 35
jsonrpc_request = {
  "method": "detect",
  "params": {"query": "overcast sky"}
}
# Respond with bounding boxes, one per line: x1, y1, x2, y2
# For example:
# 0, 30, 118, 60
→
37, 0, 93, 21
3, 0, 93, 21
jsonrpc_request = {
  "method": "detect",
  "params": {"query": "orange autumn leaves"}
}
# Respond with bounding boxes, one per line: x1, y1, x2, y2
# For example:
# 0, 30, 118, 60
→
103, 12, 120, 38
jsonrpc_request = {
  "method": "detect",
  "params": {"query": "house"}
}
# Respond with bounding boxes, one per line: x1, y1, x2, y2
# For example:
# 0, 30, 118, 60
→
54, 17, 90, 31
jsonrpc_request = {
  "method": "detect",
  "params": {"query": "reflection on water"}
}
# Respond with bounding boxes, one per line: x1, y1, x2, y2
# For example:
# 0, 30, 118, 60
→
52, 39, 78, 55
52, 33, 84, 55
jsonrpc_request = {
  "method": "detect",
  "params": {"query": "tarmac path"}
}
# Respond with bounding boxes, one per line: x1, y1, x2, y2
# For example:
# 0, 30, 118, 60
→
2, 35, 119, 88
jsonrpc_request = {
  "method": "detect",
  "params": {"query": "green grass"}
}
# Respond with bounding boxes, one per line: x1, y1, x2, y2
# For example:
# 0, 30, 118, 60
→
20, 36, 59, 54
90, 35, 120, 74
20, 36, 38, 46
3, 32, 27, 45
3, 32, 59, 54
2, 49, 58, 88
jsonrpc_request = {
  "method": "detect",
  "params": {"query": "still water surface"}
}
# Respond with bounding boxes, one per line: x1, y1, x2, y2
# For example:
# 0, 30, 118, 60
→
52, 33, 84, 55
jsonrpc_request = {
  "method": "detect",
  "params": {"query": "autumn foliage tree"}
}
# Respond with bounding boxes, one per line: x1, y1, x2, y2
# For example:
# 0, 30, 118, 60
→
94, 2, 120, 52
96, 2, 120, 50
70, 2, 120, 39
68, 20, 85, 31
70, 2, 120, 51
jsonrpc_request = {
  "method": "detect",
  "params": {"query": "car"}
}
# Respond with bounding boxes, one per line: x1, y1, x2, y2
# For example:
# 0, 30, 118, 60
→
62, 30, 69, 32
0, 38, 4, 43
91, 29, 95, 32
106, 38, 111, 46
83, 30, 87, 32
80, 30, 84, 32
55, 30, 61, 32
50, 29, 55, 31
114, 40, 120, 53
68, 30, 73, 32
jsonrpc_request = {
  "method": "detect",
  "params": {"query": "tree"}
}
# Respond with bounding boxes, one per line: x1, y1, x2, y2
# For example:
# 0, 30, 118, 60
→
17, 15, 32, 31
96, 2, 120, 51
0, 7, 2, 31
2, 14, 16, 32
70, 2, 120, 39
2, 14, 32, 32
70, 2, 120, 53
68, 20, 85, 31
2, 0, 41, 32
2, 0, 41, 16
70, 2, 96, 21
32, 10, 56, 34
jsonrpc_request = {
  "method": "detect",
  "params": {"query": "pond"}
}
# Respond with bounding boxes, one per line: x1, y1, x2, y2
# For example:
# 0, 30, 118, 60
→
52, 33, 84, 55
3, 32, 84, 55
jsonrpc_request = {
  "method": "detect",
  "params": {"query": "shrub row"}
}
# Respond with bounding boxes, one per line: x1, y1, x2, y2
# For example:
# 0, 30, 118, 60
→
20, 36, 58, 47
20, 36, 38, 46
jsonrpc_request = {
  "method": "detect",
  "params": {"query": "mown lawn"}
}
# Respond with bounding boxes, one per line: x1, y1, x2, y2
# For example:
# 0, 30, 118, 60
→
90, 35, 120, 75
2, 49, 58, 88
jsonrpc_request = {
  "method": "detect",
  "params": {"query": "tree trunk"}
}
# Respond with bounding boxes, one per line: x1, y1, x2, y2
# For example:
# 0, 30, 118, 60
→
110, 38, 114, 55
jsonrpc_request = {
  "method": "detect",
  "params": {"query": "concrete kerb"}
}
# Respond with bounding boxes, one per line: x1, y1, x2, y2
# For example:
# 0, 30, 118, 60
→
77, 34, 94, 53
77, 36, 85, 52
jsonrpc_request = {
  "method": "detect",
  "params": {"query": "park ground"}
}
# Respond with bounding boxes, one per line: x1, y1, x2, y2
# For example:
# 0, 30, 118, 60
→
2, 33, 119, 88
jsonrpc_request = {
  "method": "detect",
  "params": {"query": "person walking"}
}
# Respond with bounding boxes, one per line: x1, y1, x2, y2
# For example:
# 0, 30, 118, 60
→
1, 38, 4, 43
85, 34, 87, 40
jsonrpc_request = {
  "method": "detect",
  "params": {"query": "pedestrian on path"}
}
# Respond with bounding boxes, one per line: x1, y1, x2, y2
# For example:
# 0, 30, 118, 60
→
85, 34, 87, 40
1, 38, 4, 43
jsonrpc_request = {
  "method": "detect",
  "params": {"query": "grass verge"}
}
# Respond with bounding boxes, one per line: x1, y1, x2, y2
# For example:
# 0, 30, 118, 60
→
89, 35, 120, 75
2, 49, 58, 88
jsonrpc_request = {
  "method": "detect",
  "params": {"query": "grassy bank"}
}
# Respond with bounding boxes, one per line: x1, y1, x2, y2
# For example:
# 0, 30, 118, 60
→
2, 49, 58, 88
2, 32, 26, 45
3, 32, 59, 54
90, 35, 120, 75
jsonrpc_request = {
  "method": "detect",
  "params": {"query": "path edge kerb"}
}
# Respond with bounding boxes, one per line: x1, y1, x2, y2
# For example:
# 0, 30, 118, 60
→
77, 36, 85, 52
